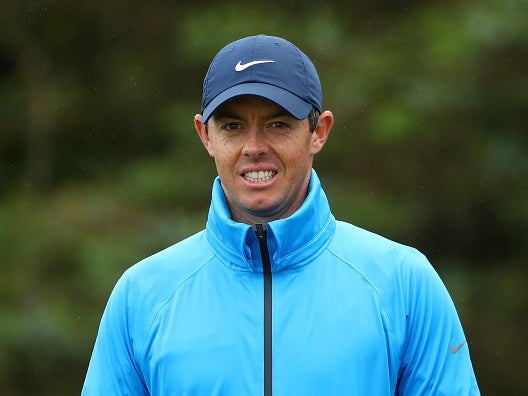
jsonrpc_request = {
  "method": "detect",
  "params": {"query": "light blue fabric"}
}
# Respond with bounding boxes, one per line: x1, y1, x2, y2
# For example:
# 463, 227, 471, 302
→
82, 170, 479, 395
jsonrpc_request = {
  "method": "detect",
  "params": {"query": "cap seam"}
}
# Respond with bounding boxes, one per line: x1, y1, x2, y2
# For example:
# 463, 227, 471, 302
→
298, 48, 311, 109
250, 36, 257, 81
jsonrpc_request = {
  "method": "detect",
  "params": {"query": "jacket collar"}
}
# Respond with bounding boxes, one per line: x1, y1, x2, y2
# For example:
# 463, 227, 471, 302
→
205, 169, 336, 273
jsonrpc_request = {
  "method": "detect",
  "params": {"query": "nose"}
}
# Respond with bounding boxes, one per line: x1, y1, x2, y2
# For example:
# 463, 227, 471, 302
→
242, 128, 267, 157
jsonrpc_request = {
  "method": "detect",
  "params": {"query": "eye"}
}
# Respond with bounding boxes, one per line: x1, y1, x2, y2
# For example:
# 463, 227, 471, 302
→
222, 122, 242, 131
269, 120, 289, 129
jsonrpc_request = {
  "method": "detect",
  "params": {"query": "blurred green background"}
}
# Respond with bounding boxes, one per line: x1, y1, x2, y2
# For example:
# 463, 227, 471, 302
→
1, 0, 526, 394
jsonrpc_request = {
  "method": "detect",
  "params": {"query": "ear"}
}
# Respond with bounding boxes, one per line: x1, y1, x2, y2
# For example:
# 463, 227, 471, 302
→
310, 110, 333, 155
194, 114, 215, 157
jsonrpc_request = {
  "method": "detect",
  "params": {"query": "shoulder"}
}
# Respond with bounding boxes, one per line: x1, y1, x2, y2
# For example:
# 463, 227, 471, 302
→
327, 221, 442, 318
329, 220, 430, 277
329, 219, 458, 320
127, 230, 212, 277
109, 230, 214, 319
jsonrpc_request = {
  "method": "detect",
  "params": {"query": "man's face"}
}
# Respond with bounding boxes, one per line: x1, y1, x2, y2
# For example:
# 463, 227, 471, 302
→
195, 95, 331, 225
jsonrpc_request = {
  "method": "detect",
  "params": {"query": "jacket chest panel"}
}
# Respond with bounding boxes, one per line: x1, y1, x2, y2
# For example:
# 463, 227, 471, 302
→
271, 265, 393, 394
142, 269, 263, 394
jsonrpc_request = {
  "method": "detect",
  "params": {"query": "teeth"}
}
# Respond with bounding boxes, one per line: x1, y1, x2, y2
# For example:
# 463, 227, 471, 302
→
245, 170, 275, 182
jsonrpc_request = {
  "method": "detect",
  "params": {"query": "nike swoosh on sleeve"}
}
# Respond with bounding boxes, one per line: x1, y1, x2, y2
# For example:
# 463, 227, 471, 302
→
449, 340, 466, 354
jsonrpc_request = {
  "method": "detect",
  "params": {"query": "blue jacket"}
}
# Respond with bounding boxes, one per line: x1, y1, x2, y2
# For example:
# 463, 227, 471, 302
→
82, 170, 479, 395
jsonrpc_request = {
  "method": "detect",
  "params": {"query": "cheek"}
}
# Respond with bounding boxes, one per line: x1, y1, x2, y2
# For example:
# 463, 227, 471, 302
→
206, 138, 223, 158
292, 139, 316, 161
207, 137, 226, 157
212, 149, 235, 175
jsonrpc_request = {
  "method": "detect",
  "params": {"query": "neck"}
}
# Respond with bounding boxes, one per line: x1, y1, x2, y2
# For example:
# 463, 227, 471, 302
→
228, 200, 305, 227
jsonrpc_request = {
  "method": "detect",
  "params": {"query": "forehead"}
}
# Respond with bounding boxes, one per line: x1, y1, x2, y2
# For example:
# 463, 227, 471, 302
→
212, 95, 292, 119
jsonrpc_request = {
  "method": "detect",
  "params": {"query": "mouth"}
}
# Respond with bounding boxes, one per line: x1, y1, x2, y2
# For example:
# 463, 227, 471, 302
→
243, 170, 276, 182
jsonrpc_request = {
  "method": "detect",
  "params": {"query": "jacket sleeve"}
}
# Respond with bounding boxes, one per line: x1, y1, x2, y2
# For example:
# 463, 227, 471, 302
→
81, 273, 149, 395
396, 250, 480, 395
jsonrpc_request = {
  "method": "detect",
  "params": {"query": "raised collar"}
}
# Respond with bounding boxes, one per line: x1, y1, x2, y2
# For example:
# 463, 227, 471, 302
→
205, 169, 336, 273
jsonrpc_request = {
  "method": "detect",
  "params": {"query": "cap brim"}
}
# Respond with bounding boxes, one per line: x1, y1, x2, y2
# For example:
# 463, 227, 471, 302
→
202, 82, 313, 122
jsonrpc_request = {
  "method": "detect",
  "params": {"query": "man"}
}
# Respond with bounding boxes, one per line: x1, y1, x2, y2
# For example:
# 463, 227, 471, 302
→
82, 34, 479, 395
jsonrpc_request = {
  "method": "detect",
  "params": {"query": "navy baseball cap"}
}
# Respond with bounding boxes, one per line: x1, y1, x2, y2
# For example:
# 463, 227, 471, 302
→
201, 34, 322, 122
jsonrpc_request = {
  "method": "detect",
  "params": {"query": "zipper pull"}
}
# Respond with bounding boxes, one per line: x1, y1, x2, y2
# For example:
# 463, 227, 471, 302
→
255, 223, 266, 240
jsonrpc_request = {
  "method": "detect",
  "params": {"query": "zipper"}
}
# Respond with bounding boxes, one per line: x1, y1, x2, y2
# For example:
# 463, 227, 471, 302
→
255, 223, 272, 396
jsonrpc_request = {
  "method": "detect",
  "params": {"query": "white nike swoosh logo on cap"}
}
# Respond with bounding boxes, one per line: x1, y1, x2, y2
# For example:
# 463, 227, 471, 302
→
235, 60, 275, 71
